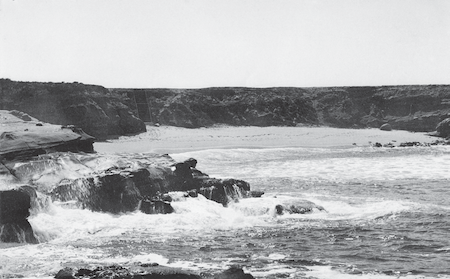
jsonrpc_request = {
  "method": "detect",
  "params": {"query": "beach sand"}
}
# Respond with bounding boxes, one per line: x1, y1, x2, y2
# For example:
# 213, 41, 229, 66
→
94, 125, 438, 154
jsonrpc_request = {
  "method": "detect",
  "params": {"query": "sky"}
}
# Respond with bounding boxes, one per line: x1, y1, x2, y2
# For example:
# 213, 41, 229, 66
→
1, 0, 450, 88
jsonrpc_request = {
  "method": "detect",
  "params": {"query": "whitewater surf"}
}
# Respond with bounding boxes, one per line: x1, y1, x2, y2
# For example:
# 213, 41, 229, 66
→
1, 126, 450, 278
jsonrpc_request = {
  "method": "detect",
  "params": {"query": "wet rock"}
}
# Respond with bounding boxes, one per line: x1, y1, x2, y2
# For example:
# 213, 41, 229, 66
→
275, 200, 325, 215
249, 190, 265, 198
213, 266, 255, 279
198, 178, 250, 206
95, 173, 142, 213
55, 265, 202, 279
140, 200, 174, 214
0, 187, 38, 243
187, 189, 198, 197
131, 167, 173, 197
45, 154, 251, 213
55, 267, 76, 279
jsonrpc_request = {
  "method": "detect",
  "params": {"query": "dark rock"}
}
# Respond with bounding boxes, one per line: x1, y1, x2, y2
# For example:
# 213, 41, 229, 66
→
131, 167, 172, 197
95, 173, 141, 213
275, 200, 325, 215
140, 200, 174, 214
399, 141, 422, 147
53, 172, 141, 214
56, 265, 202, 279
187, 189, 198, 198
435, 117, 450, 138
55, 267, 76, 279
161, 193, 173, 202
380, 123, 392, 131
198, 178, 250, 206
250, 191, 264, 198
213, 266, 255, 279
0, 187, 38, 243
44, 154, 251, 213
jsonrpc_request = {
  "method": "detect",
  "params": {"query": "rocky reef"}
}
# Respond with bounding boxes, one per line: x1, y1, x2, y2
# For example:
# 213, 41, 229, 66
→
0, 110, 254, 244
55, 265, 254, 279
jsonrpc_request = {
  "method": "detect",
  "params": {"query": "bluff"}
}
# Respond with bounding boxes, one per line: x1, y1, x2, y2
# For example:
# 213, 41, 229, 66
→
114, 85, 450, 132
0, 79, 146, 140
3, 79, 450, 138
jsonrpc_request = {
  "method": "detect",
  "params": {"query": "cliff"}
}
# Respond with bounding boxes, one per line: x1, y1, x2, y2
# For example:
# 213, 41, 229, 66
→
0, 79, 146, 140
114, 85, 450, 132
3, 78, 450, 137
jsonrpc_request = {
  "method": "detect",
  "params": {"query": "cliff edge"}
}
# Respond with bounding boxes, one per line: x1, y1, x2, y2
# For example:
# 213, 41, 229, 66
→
3, 79, 450, 137
115, 85, 450, 133
0, 79, 146, 140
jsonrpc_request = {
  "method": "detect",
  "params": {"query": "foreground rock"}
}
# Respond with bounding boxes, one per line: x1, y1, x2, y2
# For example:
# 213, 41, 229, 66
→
54, 265, 254, 279
0, 119, 252, 243
0, 110, 95, 161
48, 156, 251, 213
0, 186, 38, 243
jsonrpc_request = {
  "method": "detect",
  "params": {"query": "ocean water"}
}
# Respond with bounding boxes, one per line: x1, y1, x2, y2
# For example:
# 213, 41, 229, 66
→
1, 142, 450, 278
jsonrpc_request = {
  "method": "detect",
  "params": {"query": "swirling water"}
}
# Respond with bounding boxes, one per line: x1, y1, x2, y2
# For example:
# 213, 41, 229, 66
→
1, 145, 450, 278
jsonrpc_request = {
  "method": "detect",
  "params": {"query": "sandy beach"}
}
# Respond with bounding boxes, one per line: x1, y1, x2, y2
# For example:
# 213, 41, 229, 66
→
94, 125, 438, 154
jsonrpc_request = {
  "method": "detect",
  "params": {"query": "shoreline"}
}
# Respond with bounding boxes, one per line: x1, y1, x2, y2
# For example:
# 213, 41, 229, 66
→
94, 125, 439, 154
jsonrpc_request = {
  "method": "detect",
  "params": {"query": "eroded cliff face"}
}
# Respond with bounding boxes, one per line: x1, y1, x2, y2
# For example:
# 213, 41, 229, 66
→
3, 79, 450, 136
0, 79, 146, 140
114, 85, 450, 132
114, 87, 319, 127
309, 85, 450, 132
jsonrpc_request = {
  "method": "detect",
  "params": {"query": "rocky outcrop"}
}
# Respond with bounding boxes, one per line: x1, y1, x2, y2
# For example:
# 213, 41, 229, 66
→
0, 79, 146, 140
7, 152, 250, 216
114, 85, 450, 134
275, 200, 326, 215
0, 126, 95, 161
54, 265, 254, 279
434, 118, 450, 138
0, 186, 38, 243
55, 265, 202, 279
1, 152, 253, 243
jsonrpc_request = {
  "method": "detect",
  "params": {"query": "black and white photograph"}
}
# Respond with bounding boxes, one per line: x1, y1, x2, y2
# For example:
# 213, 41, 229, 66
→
1, 0, 450, 278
